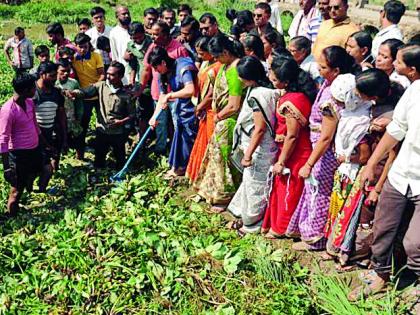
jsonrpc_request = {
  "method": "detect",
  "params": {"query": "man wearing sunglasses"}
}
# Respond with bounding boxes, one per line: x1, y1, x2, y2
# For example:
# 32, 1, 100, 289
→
371, 1, 405, 60
251, 2, 275, 37
312, 0, 359, 61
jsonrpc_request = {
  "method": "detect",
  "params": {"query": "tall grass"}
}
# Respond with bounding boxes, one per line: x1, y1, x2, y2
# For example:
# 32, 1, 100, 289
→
312, 272, 399, 315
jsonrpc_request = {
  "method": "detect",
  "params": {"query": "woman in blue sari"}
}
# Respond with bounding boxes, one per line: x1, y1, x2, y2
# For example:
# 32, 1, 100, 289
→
148, 46, 198, 177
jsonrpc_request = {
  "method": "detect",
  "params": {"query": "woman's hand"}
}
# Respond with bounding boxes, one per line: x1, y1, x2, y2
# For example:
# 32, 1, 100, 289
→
149, 117, 158, 128
337, 155, 346, 164
366, 189, 380, 206
360, 164, 375, 188
298, 163, 312, 179
241, 157, 252, 168
370, 117, 391, 133
158, 93, 171, 110
272, 162, 285, 176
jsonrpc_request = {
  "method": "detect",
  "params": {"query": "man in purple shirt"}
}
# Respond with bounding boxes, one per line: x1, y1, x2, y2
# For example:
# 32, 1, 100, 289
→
0, 74, 43, 216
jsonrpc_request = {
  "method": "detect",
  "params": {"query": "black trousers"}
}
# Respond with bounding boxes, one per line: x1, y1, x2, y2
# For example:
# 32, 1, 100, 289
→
94, 132, 127, 169
81, 99, 99, 153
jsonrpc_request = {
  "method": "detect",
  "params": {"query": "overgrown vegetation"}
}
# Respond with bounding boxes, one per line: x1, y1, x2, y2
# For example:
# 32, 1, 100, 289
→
0, 0, 416, 313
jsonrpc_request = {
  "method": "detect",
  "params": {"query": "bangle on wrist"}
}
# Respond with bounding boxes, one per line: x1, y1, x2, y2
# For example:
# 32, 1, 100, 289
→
374, 188, 381, 194
4, 168, 12, 172
306, 162, 313, 168
244, 157, 252, 162
276, 161, 284, 166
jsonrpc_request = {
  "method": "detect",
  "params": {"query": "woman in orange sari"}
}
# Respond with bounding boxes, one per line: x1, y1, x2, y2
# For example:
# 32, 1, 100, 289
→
186, 37, 221, 182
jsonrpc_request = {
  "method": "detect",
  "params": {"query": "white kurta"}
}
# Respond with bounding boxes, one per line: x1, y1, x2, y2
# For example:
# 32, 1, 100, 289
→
109, 25, 131, 84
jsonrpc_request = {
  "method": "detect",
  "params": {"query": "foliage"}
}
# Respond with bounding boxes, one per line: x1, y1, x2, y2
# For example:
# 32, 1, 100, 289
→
0, 155, 316, 313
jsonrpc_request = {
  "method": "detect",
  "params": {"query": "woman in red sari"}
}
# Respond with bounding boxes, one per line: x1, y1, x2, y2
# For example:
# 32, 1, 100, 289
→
186, 37, 221, 182
262, 57, 317, 238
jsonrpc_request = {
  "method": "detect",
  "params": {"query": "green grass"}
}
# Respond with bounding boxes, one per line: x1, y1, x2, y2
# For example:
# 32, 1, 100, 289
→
0, 156, 315, 313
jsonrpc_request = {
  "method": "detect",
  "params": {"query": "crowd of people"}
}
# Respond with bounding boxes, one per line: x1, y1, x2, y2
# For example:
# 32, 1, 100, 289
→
1, 0, 420, 303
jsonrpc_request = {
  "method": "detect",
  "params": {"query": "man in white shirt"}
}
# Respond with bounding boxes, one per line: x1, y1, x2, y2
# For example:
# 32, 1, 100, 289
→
86, 6, 113, 68
371, 0, 405, 59
351, 45, 420, 301
288, 0, 319, 39
109, 6, 132, 84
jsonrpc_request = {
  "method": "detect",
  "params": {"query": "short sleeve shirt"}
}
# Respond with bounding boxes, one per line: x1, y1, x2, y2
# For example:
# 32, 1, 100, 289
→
33, 86, 65, 130
72, 51, 104, 89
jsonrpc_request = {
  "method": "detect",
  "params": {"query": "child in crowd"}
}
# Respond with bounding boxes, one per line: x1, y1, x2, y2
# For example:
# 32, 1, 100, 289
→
55, 58, 85, 159
126, 22, 153, 86
96, 36, 111, 72
4, 27, 34, 75
126, 22, 154, 137
324, 73, 372, 269
78, 18, 92, 33
30, 45, 50, 75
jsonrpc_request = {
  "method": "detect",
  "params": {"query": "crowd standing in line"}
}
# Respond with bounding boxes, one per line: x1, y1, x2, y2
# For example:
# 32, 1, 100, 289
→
1, 0, 420, 304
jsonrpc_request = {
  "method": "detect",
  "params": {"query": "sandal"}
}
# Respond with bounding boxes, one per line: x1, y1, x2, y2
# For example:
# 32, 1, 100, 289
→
226, 219, 243, 230
292, 241, 311, 251
320, 251, 335, 261
335, 263, 358, 273
263, 230, 284, 240
209, 205, 227, 214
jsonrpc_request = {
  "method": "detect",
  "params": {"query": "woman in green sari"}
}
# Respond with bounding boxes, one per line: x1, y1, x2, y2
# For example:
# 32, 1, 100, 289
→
194, 35, 245, 212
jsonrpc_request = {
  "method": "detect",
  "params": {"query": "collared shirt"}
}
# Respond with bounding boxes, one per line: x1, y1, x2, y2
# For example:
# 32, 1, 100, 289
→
5, 37, 34, 69
0, 97, 39, 153
269, 1, 283, 34
109, 25, 131, 84
371, 24, 403, 59
127, 36, 153, 82
72, 51, 104, 89
307, 15, 324, 45
386, 79, 420, 196
81, 81, 135, 135
86, 25, 113, 65
288, 7, 319, 39
143, 39, 189, 100
249, 22, 276, 37
312, 17, 360, 61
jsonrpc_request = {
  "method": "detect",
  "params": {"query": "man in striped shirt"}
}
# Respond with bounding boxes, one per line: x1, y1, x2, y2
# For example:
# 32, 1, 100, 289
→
306, 0, 330, 45
33, 62, 67, 192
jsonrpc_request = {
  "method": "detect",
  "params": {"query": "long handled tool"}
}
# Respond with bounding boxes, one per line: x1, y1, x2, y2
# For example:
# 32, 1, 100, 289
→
110, 108, 163, 182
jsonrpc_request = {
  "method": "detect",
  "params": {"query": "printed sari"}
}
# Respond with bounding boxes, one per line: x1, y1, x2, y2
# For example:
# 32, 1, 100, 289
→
193, 63, 244, 205
186, 61, 221, 182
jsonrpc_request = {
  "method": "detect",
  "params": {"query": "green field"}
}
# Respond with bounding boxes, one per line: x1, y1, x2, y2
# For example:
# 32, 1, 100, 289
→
0, 0, 415, 313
